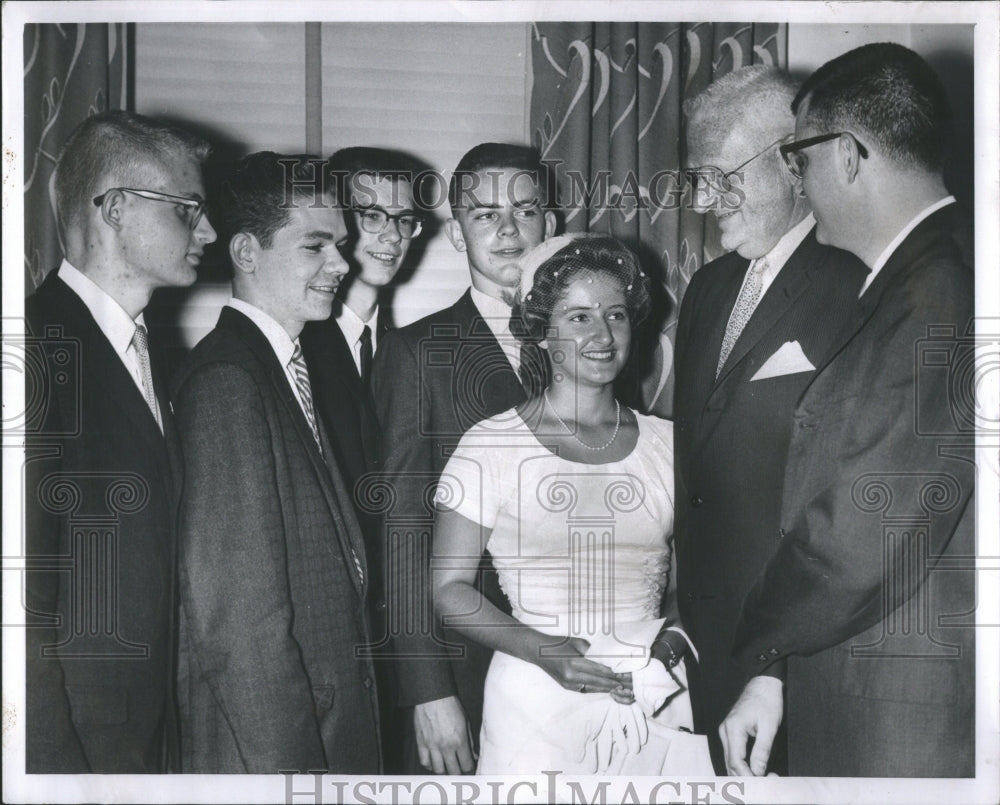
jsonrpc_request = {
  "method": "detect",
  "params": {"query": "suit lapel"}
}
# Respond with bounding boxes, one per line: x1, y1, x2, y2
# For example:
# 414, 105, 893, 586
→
714, 235, 816, 387
219, 307, 367, 599
454, 290, 526, 411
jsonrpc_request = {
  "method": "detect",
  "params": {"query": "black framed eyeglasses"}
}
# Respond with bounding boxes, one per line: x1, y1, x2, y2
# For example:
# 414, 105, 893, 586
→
93, 187, 207, 230
779, 132, 869, 179
685, 136, 789, 193
353, 205, 423, 239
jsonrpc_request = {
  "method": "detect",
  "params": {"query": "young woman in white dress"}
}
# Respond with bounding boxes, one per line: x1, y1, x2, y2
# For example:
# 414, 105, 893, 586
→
433, 235, 712, 775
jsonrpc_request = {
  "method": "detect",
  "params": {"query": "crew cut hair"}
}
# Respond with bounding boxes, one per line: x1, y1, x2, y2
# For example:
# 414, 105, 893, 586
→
327, 146, 425, 210
54, 110, 210, 236
792, 42, 951, 172
448, 142, 555, 215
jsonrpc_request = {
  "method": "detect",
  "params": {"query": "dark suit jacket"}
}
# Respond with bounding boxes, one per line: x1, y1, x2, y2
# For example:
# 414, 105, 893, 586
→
734, 205, 975, 777
371, 289, 523, 746
24, 269, 181, 773
673, 229, 867, 773
172, 306, 380, 773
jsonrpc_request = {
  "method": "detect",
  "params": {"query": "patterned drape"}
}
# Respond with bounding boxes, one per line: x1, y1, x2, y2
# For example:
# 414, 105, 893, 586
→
24, 23, 130, 293
530, 22, 785, 416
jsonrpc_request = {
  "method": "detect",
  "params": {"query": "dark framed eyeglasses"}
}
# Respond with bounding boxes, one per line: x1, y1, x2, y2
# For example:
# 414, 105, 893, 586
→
685, 136, 789, 193
93, 187, 207, 230
779, 132, 869, 179
353, 205, 423, 239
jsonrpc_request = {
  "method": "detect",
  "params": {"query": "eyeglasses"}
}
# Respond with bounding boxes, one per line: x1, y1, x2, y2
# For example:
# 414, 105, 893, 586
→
93, 187, 208, 230
779, 132, 869, 179
685, 137, 788, 193
353, 205, 423, 239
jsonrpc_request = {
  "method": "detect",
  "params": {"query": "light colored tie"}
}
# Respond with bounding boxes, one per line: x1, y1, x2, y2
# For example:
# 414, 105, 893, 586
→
131, 324, 163, 430
717, 257, 767, 378
290, 343, 364, 584
289, 343, 322, 453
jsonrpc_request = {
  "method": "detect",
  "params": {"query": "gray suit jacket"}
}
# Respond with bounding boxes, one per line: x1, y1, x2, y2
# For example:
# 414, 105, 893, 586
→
734, 206, 975, 777
173, 306, 380, 773
673, 228, 867, 773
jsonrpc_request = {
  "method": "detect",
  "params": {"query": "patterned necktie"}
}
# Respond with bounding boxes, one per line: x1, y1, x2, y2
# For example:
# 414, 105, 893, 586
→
289, 343, 322, 452
359, 325, 373, 384
131, 324, 163, 430
716, 257, 767, 378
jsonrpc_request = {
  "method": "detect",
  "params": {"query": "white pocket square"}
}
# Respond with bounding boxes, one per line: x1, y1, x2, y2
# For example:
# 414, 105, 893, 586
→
751, 340, 815, 381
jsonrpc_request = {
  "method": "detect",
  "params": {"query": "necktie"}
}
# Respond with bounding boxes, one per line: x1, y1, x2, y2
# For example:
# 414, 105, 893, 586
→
359, 325, 373, 384
131, 324, 163, 430
716, 257, 767, 378
290, 343, 322, 452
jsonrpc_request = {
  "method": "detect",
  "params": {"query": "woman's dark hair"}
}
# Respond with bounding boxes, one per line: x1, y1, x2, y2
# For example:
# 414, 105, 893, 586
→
511, 235, 652, 397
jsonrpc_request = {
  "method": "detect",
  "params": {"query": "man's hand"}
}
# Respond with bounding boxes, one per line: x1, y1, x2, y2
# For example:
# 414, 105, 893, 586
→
719, 675, 784, 776
414, 695, 475, 774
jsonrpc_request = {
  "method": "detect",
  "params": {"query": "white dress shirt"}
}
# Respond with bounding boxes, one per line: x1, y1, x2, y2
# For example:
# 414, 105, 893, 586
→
226, 298, 313, 423
470, 286, 520, 376
58, 260, 160, 426
862, 196, 956, 296
334, 301, 379, 377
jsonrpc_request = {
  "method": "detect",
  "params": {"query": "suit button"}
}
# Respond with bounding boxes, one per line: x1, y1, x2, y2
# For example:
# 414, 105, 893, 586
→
779, 528, 786, 539
769, 648, 780, 656
686, 592, 695, 601
375, 600, 387, 613
756, 653, 768, 663
691, 496, 703, 507
363, 677, 373, 690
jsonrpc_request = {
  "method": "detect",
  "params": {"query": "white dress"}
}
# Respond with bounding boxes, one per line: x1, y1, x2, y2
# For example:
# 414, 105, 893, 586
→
437, 408, 713, 775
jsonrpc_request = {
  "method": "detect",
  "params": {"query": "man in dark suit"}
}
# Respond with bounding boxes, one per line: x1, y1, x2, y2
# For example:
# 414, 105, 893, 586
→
24, 111, 217, 772
173, 152, 380, 773
372, 143, 556, 774
300, 147, 425, 770
724, 43, 975, 777
673, 66, 867, 775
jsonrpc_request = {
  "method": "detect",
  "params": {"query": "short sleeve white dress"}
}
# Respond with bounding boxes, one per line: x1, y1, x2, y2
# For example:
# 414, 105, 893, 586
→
437, 408, 712, 775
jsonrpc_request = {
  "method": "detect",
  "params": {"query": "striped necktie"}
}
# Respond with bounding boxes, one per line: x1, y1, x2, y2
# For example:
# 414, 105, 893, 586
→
131, 323, 163, 431
290, 343, 322, 452
717, 257, 767, 378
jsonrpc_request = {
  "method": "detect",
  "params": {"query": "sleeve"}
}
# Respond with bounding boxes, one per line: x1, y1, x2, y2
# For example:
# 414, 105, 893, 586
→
370, 331, 458, 707
175, 361, 327, 772
732, 264, 974, 672
435, 427, 503, 530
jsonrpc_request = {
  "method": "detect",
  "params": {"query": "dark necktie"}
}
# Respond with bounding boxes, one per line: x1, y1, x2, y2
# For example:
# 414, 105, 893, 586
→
359, 324, 373, 384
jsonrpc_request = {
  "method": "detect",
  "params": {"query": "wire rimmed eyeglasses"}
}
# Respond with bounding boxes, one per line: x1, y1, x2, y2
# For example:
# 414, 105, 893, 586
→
779, 132, 869, 179
353, 205, 423, 239
93, 187, 208, 230
685, 137, 789, 193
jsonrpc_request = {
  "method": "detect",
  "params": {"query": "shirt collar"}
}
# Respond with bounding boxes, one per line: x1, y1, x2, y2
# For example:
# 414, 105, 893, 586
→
58, 260, 143, 355
758, 212, 815, 277
469, 286, 513, 339
863, 196, 957, 295
226, 297, 297, 367
335, 300, 378, 345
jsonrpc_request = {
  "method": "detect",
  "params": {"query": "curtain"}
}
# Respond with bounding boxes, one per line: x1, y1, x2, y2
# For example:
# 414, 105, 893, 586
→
23, 23, 130, 293
530, 22, 785, 416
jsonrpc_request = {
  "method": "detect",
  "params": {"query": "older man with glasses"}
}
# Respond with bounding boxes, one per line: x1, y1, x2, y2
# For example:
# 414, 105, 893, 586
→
725, 43, 975, 779
672, 65, 867, 776
24, 110, 216, 772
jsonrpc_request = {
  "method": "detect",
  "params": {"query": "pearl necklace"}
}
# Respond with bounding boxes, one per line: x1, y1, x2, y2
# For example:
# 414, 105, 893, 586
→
543, 393, 621, 451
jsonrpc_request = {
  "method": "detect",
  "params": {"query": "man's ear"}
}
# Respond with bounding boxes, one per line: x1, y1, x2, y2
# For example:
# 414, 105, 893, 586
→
229, 232, 259, 275
543, 210, 557, 239
839, 134, 863, 184
97, 189, 125, 231
445, 218, 466, 253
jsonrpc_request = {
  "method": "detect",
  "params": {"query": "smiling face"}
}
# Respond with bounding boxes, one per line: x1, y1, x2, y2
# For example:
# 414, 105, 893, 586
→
349, 176, 416, 289
545, 271, 631, 390
447, 167, 556, 300
246, 193, 350, 338
115, 153, 218, 290
687, 128, 800, 259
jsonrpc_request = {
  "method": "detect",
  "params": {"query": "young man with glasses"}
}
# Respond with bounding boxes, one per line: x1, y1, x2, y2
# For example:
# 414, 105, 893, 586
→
672, 66, 867, 776
24, 110, 216, 772
371, 143, 557, 775
725, 43, 975, 778
300, 147, 426, 771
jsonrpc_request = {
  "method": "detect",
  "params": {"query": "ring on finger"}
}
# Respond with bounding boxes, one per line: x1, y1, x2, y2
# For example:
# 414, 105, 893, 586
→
578, 683, 587, 693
